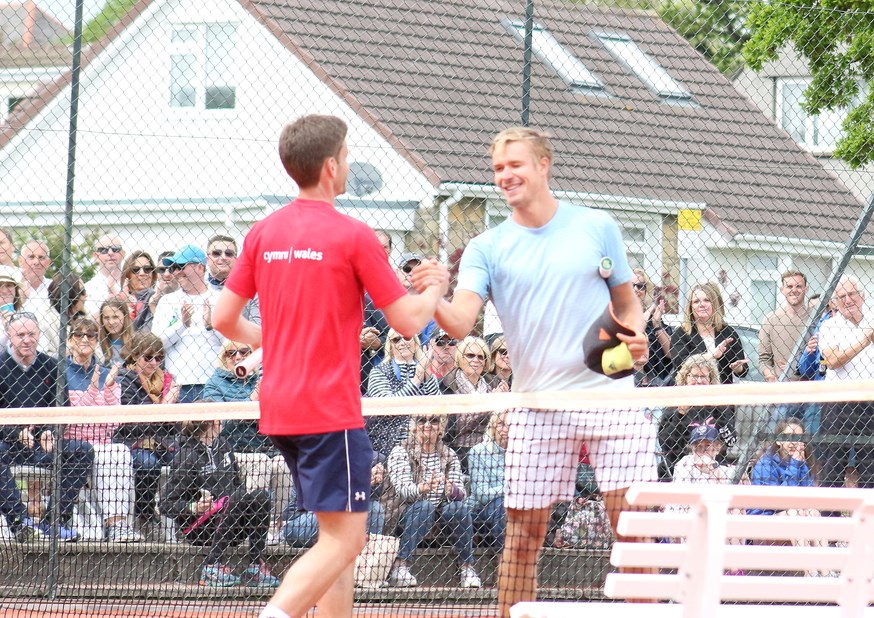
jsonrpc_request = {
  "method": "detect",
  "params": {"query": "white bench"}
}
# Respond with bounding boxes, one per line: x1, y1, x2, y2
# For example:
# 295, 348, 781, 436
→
512, 482, 874, 618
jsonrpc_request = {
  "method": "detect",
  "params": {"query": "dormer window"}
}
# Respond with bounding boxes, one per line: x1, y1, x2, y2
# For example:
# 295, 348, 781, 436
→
596, 32, 693, 104
508, 21, 604, 95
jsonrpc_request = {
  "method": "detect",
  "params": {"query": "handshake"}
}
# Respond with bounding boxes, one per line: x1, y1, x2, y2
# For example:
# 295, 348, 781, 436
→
408, 258, 451, 296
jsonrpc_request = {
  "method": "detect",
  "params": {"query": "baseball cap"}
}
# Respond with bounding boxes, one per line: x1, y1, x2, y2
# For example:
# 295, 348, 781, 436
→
162, 245, 207, 266
398, 252, 423, 267
0, 265, 21, 286
689, 425, 720, 444
430, 328, 456, 344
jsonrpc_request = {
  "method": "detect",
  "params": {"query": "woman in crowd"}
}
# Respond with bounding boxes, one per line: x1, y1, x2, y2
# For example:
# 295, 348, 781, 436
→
366, 329, 440, 456
382, 415, 481, 589
670, 282, 749, 385
204, 339, 290, 537
146, 250, 179, 319
751, 418, 831, 576
0, 265, 24, 348
632, 268, 673, 386
466, 411, 509, 548
441, 337, 501, 471
160, 419, 278, 588
115, 332, 180, 521
486, 334, 512, 390
98, 297, 134, 365
41, 273, 87, 357
122, 251, 158, 331
657, 354, 735, 480
63, 316, 142, 542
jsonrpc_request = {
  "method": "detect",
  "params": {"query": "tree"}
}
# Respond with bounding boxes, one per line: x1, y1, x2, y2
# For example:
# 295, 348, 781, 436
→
14, 226, 104, 282
63, 0, 140, 45
743, 1, 874, 169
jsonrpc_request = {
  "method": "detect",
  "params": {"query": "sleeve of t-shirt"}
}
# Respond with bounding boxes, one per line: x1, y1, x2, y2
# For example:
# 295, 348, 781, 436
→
353, 226, 406, 309
225, 226, 258, 300
455, 236, 490, 301
599, 213, 632, 288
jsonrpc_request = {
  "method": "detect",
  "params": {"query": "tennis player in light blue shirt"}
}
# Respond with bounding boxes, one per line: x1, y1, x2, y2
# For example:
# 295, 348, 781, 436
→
411, 127, 657, 617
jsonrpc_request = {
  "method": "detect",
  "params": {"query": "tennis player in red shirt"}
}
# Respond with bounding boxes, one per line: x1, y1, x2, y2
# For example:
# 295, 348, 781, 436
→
213, 114, 447, 618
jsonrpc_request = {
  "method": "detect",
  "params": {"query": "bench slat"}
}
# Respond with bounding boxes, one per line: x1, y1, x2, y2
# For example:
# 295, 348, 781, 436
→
610, 541, 847, 571
617, 512, 853, 541
605, 573, 862, 603
626, 483, 872, 512
511, 601, 874, 618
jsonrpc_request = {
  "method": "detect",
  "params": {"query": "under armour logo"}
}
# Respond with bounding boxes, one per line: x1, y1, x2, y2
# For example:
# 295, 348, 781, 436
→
354, 492, 367, 501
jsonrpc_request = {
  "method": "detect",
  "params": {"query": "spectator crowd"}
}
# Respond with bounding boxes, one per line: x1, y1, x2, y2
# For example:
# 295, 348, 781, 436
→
0, 224, 867, 588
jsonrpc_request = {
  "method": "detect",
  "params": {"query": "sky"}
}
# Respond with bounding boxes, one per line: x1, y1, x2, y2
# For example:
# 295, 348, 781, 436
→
34, 0, 107, 30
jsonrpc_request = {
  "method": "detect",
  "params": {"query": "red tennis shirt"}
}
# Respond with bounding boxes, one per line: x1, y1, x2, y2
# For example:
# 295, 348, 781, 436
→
225, 199, 406, 435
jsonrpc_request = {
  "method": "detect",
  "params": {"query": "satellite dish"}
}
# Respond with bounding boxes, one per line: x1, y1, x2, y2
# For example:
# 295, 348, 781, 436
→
347, 161, 384, 197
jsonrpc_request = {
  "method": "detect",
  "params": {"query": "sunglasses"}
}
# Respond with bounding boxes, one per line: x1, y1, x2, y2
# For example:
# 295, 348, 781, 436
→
401, 263, 419, 274
168, 262, 195, 273
96, 246, 123, 255
494, 348, 509, 356
633, 282, 648, 291
7, 311, 38, 326
390, 335, 413, 344
142, 354, 164, 363
416, 417, 441, 426
225, 348, 252, 358
130, 265, 155, 275
464, 352, 486, 361
155, 266, 169, 275
434, 338, 457, 347
70, 331, 97, 340
210, 249, 237, 259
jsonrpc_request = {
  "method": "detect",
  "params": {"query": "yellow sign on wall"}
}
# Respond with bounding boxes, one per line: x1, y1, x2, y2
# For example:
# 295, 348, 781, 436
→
678, 209, 702, 231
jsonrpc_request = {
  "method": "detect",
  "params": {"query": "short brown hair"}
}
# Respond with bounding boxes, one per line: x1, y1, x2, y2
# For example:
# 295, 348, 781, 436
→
489, 127, 553, 164
278, 115, 347, 188
122, 331, 165, 366
207, 235, 236, 251
781, 269, 807, 285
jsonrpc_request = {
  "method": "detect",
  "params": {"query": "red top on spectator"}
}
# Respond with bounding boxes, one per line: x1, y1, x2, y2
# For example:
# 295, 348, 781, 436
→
226, 199, 405, 435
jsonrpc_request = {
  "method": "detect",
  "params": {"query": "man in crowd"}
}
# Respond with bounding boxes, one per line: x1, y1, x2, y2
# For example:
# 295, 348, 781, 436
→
819, 275, 874, 488
759, 269, 819, 430
151, 245, 223, 403
0, 313, 93, 541
205, 235, 260, 325
84, 234, 126, 317
427, 329, 457, 379
398, 252, 437, 344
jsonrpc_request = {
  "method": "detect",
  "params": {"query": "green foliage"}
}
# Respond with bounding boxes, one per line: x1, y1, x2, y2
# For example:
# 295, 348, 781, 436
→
13, 226, 103, 282
744, 1, 874, 168
656, 0, 751, 75
64, 0, 140, 45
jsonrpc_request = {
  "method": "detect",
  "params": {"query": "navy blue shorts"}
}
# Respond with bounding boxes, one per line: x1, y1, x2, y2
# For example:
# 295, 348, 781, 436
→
271, 428, 373, 513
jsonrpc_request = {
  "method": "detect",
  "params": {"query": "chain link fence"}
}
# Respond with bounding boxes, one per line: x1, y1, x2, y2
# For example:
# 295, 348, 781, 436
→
0, 0, 873, 612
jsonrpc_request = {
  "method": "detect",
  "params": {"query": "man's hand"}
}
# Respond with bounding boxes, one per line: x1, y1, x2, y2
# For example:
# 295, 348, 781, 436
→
617, 330, 648, 365
410, 259, 449, 295
360, 326, 380, 351
18, 426, 35, 449
371, 463, 385, 486
40, 430, 54, 454
181, 302, 194, 327
805, 334, 818, 355
202, 300, 212, 330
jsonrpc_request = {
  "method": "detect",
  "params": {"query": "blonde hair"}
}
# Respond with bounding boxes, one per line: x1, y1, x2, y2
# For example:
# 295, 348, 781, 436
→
408, 414, 449, 436
383, 328, 424, 363
489, 127, 553, 165
674, 354, 719, 386
484, 411, 507, 442
455, 336, 493, 373
681, 282, 726, 334
217, 339, 254, 369
632, 267, 652, 305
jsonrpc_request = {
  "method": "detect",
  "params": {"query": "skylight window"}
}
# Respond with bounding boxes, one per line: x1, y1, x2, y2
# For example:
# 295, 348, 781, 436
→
596, 33, 692, 103
510, 21, 604, 94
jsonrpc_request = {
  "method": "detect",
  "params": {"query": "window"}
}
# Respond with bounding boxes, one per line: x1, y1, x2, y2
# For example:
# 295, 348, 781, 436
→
596, 33, 693, 104
778, 78, 865, 151
169, 23, 237, 110
508, 21, 604, 94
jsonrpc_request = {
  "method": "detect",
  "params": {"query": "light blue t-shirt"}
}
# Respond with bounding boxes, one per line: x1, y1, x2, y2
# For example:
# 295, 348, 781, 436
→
457, 201, 633, 393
